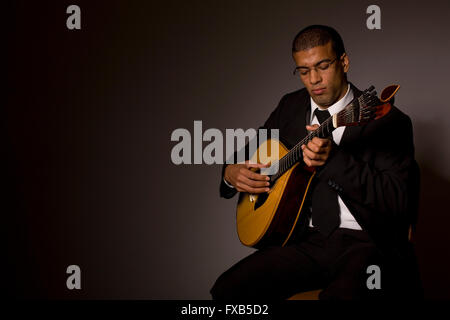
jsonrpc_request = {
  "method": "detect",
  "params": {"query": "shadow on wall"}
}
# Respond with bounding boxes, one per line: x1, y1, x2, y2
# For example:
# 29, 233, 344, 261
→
414, 164, 450, 299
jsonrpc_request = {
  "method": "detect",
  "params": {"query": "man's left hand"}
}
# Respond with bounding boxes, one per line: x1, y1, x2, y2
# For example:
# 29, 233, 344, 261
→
301, 124, 333, 167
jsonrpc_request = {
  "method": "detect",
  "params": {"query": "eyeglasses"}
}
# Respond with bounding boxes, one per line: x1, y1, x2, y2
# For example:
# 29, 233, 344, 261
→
293, 57, 338, 76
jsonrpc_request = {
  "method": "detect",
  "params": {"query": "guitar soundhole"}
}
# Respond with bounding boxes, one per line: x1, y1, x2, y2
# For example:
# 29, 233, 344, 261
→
254, 192, 269, 210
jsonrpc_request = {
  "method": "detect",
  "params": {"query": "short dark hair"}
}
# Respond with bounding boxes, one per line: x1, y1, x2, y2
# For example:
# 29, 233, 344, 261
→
292, 25, 346, 58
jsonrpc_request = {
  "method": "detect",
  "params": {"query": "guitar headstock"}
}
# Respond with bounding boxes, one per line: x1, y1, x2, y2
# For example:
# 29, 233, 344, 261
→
335, 85, 392, 127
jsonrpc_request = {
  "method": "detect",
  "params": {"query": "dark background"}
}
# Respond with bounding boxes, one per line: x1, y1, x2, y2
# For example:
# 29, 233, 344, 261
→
4, 0, 450, 299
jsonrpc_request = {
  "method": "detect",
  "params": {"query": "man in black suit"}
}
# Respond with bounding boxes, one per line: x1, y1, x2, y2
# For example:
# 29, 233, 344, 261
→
211, 25, 422, 300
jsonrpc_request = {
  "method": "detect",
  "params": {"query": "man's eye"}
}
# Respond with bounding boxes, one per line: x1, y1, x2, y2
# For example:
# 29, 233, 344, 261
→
299, 70, 309, 75
318, 63, 330, 70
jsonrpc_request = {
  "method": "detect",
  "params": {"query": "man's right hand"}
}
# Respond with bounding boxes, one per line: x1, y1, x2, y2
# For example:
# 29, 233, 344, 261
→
224, 161, 271, 193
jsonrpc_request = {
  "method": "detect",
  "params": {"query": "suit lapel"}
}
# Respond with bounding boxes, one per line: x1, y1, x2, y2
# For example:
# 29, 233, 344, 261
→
298, 93, 311, 146
305, 103, 311, 126
281, 92, 311, 149
340, 125, 363, 147
303, 98, 311, 134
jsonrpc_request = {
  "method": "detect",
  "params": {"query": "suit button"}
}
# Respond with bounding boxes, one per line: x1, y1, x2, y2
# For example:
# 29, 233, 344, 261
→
328, 179, 333, 186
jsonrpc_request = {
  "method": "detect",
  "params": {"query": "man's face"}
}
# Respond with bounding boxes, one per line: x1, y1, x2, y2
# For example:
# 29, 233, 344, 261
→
292, 41, 349, 108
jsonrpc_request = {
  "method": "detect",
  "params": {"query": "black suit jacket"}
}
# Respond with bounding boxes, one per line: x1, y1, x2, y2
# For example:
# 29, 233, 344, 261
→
220, 84, 421, 276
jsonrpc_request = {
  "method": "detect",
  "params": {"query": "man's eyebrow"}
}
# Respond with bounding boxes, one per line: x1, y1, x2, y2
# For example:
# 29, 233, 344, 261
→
297, 58, 333, 69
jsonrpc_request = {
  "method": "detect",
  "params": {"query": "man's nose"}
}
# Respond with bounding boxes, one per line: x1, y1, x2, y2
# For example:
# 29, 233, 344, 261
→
309, 69, 321, 85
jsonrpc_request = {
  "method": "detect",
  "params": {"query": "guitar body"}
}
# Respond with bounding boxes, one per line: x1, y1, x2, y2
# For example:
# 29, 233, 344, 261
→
236, 139, 316, 249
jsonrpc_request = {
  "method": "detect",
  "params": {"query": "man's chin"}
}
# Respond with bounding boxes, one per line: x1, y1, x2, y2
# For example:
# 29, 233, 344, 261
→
311, 96, 332, 108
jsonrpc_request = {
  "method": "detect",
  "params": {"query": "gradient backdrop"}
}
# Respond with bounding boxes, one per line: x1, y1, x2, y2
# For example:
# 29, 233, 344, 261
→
4, 0, 450, 299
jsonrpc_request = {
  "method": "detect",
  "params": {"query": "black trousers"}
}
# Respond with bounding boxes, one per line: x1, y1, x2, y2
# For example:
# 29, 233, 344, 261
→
210, 227, 386, 300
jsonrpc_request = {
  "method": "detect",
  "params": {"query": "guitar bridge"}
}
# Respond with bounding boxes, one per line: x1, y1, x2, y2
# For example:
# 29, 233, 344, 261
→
249, 194, 255, 202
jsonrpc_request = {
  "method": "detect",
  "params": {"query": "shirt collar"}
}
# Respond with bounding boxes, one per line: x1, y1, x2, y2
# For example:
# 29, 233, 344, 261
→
310, 84, 353, 120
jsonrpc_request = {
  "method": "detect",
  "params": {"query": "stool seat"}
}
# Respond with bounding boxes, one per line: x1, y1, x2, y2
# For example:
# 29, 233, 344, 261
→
288, 289, 322, 300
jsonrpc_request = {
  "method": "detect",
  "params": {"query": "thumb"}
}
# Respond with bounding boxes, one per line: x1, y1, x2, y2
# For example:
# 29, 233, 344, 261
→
246, 161, 271, 168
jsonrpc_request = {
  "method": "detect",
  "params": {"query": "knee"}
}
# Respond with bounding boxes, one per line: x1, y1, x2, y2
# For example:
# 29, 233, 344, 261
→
210, 273, 233, 301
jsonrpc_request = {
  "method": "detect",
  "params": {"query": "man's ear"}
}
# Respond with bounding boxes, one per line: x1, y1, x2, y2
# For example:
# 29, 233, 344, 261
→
340, 53, 349, 73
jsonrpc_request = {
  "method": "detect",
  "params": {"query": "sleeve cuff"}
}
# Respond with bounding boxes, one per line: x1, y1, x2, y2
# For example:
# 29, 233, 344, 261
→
223, 177, 235, 188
